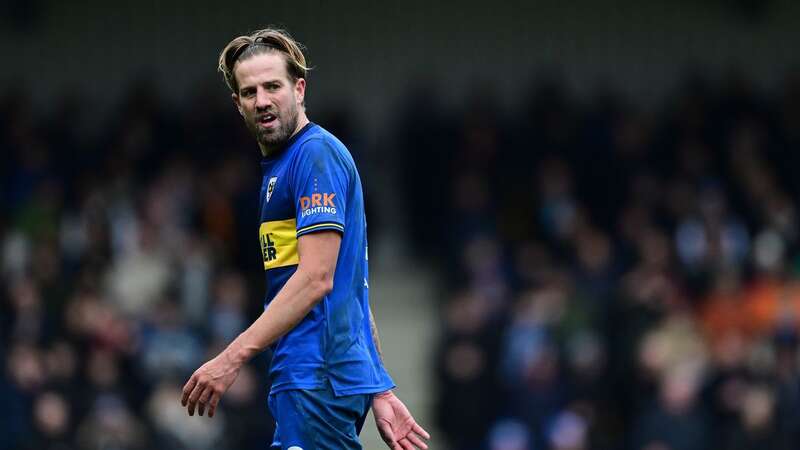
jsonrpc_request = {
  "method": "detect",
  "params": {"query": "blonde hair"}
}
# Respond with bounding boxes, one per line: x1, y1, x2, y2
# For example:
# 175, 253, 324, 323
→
218, 28, 310, 94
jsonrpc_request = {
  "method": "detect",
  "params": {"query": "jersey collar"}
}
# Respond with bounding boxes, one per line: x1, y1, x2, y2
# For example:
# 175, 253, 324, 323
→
261, 121, 316, 163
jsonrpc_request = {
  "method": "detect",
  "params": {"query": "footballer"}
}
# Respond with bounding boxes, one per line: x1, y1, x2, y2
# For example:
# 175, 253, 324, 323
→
180, 28, 430, 450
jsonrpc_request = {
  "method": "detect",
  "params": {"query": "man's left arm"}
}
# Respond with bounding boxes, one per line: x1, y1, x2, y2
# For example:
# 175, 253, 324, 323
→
368, 305, 431, 450
181, 230, 341, 418
370, 308, 383, 358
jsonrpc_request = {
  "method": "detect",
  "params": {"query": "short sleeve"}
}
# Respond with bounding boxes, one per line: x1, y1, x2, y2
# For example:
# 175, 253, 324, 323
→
291, 139, 350, 237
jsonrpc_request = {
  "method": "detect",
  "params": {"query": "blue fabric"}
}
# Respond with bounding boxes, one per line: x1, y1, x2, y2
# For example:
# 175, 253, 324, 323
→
258, 122, 394, 396
268, 384, 373, 450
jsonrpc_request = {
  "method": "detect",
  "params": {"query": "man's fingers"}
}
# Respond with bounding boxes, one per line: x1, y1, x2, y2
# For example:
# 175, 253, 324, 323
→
377, 422, 400, 450
398, 437, 415, 450
186, 378, 207, 416
407, 433, 428, 450
412, 423, 431, 440
197, 386, 213, 416
207, 391, 221, 418
187, 395, 196, 415
377, 419, 395, 443
181, 376, 198, 406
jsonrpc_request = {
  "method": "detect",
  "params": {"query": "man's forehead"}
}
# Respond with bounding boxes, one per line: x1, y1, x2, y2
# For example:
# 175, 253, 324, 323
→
234, 52, 289, 85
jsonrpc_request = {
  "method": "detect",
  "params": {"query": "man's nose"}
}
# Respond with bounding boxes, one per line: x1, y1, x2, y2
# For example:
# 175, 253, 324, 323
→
255, 89, 272, 110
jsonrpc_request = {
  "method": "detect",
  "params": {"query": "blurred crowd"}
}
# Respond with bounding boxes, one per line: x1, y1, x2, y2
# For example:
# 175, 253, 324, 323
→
3, 67, 800, 450
0, 82, 280, 450
412, 70, 800, 450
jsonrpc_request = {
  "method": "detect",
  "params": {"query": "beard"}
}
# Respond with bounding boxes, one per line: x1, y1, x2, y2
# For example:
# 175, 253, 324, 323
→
248, 102, 299, 151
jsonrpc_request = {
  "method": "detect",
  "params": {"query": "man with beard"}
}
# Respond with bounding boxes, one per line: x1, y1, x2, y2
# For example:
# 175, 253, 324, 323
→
181, 28, 430, 450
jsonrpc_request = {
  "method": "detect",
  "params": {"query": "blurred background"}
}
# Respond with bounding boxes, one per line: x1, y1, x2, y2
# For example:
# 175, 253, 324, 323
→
2, 1, 800, 449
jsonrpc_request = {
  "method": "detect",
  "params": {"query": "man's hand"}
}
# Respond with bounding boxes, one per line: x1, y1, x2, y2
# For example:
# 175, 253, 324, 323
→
373, 390, 430, 450
181, 349, 241, 418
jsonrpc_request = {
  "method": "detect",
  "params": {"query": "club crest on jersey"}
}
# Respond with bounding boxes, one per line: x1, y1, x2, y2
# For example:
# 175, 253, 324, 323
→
266, 177, 278, 203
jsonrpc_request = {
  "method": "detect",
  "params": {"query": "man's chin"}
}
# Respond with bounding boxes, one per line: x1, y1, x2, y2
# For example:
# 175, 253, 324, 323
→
259, 132, 287, 148
254, 116, 297, 149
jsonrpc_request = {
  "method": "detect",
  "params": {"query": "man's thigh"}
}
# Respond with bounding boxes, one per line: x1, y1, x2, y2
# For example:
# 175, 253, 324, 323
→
268, 385, 372, 450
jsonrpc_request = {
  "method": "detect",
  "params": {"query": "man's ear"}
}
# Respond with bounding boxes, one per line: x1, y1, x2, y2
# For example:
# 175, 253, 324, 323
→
232, 93, 244, 117
294, 78, 306, 106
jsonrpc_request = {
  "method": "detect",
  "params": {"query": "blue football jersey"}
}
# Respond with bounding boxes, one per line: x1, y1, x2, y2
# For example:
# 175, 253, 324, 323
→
257, 122, 394, 396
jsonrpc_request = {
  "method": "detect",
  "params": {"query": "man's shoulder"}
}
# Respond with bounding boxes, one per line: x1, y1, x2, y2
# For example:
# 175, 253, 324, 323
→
297, 125, 347, 152
292, 125, 354, 168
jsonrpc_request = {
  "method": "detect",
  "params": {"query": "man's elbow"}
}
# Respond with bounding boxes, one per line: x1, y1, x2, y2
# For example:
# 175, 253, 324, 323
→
305, 269, 334, 298
315, 276, 334, 297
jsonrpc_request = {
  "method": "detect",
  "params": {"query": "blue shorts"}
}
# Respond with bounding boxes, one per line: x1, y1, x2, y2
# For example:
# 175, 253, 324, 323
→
268, 383, 373, 450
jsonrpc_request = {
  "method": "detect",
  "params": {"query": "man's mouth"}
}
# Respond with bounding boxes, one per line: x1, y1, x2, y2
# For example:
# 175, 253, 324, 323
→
258, 113, 277, 127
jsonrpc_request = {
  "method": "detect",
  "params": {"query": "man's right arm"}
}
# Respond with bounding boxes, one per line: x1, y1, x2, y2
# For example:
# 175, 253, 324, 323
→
181, 230, 341, 418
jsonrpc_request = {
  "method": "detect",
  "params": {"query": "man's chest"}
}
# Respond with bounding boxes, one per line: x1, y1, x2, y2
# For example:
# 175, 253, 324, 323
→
259, 165, 295, 222
258, 166, 300, 270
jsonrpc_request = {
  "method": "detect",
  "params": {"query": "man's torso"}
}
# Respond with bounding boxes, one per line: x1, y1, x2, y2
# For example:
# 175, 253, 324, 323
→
257, 123, 393, 396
